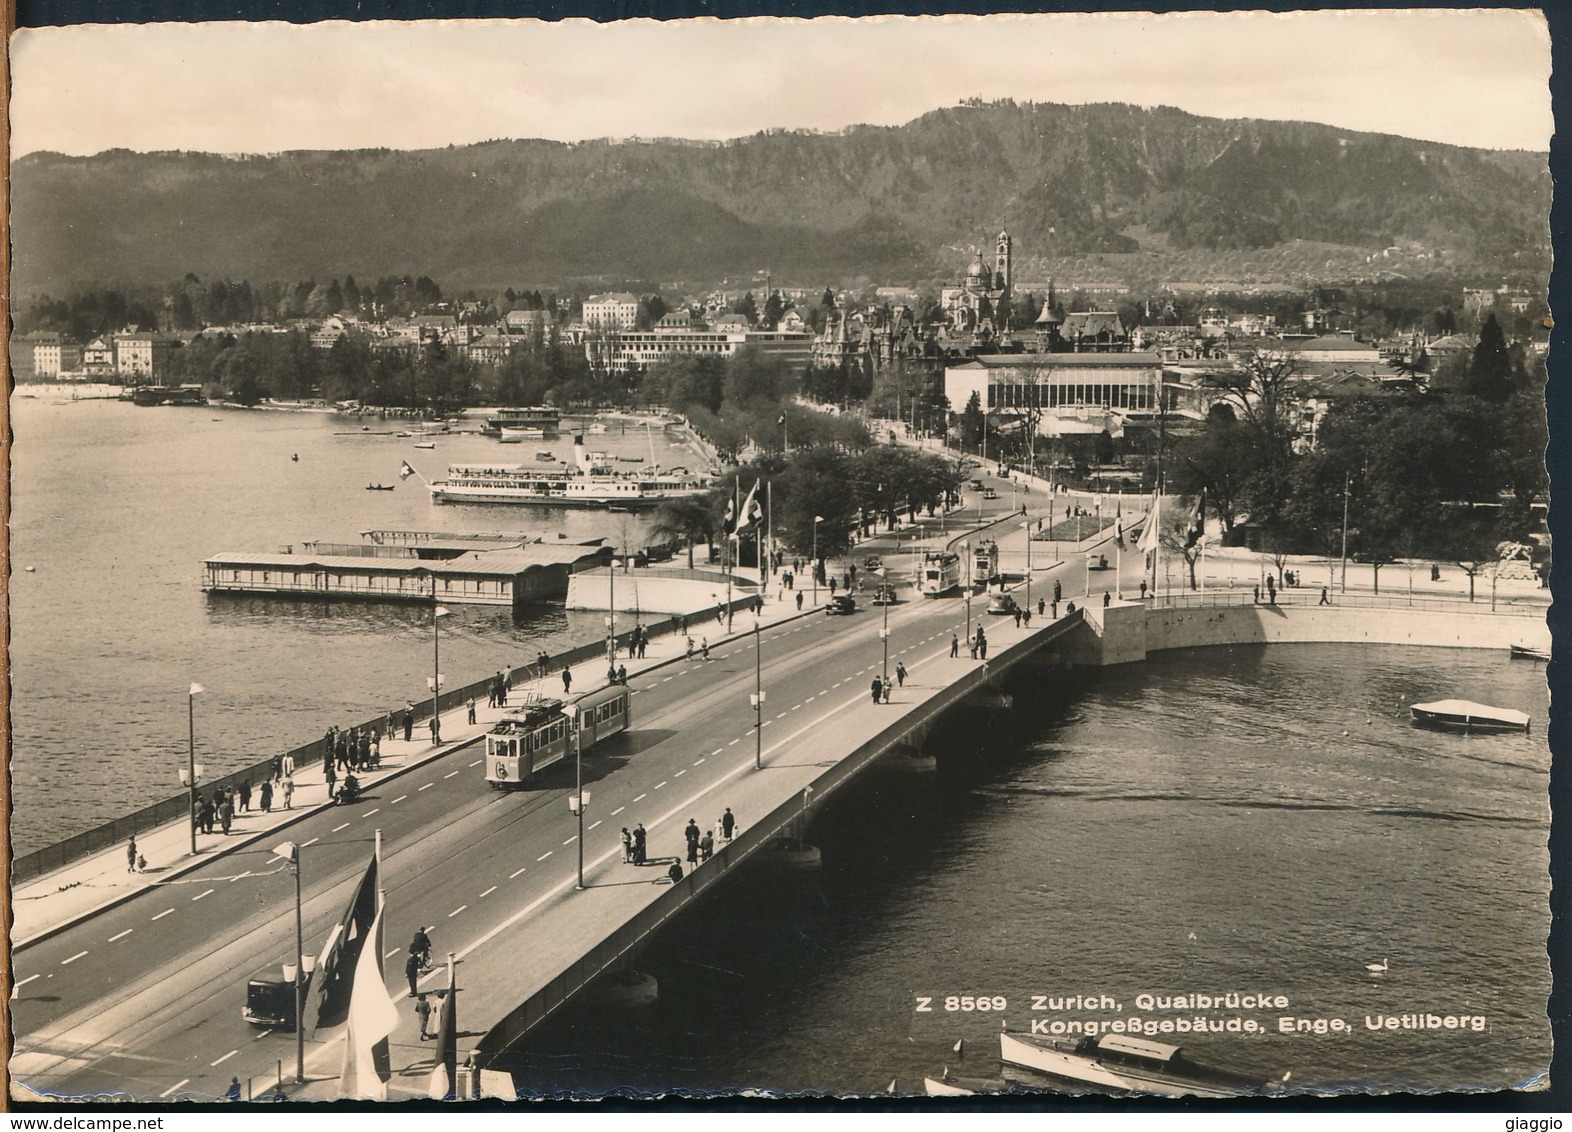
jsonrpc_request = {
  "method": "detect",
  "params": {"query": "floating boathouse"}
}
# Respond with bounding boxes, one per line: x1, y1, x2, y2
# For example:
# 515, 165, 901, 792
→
202, 534, 610, 608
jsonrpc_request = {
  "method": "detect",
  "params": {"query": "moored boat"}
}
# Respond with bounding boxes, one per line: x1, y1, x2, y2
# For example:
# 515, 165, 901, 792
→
429, 436, 710, 509
1509, 643, 1550, 662
999, 1031, 1269, 1098
923, 1071, 1008, 1096
485, 406, 561, 439
1410, 699, 1530, 733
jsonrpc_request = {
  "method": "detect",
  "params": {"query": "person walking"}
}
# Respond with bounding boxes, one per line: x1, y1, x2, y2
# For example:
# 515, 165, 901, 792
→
127, 835, 138, 873
1038, 598, 1045, 617
281, 752, 295, 780
1103, 590, 1111, 608
370, 730, 380, 767
239, 780, 252, 813
882, 679, 892, 704
1013, 608, 1022, 628
282, 775, 295, 809
497, 671, 509, 707
1139, 580, 1148, 600
1319, 587, 1331, 606
621, 827, 634, 863
324, 761, 337, 800
722, 808, 737, 840
617, 665, 627, 686
562, 666, 573, 695
796, 590, 804, 611
871, 676, 883, 704
633, 823, 647, 866
1053, 580, 1062, 604
1051, 600, 1058, 619
430, 714, 442, 746
357, 729, 370, 769
415, 993, 433, 1040
976, 628, 988, 660
219, 795, 234, 835
895, 662, 907, 687
950, 633, 960, 657
259, 780, 273, 813
405, 953, 422, 997
686, 835, 699, 869
411, 926, 432, 970
403, 704, 415, 742
684, 818, 701, 861
685, 637, 694, 660
700, 829, 714, 862
701, 638, 710, 660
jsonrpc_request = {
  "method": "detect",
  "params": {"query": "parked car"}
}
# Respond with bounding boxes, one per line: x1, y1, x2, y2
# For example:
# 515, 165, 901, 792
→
825, 595, 858, 615
1087, 552, 1110, 570
985, 594, 1020, 616
981, 487, 999, 500
870, 583, 899, 606
969, 479, 985, 490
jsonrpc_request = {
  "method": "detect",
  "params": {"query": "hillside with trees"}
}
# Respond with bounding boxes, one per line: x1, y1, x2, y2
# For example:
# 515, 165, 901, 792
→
11, 102, 1547, 297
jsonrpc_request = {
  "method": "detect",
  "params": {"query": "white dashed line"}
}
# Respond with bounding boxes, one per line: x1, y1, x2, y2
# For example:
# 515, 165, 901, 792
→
391, 795, 408, 805
675, 770, 686, 777
589, 820, 602, 830
62, 951, 88, 965
537, 852, 553, 862
611, 806, 625, 816
211, 1049, 239, 1067
729, 737, 741, 745
331, 821, 352, 832
479, 886, 497, 898
363, 808, 380, 816
776, 711, 788, 719
564, 836, 577, 845
192, 889, 214, 902
302, 837, 319, 847
510, 867, 527, 878
161, 1080, 190, 1098
806, 696, 816, 702
419, 783, 434, 791
469, 759, 482, 767
152, 909, 174, 921
109, 929, 133, 942
711, 749, 723, 756
694, 758, 706, 766
633, 794, 647, 802
444, 771, 459, 779
449, 906, 467, 917
655, 781, 668, 790
819, 689, 830, 695
791, 704, 802, 711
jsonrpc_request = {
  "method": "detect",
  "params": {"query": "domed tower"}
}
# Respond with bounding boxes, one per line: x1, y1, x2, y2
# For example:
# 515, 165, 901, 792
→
966, 253, 990, 294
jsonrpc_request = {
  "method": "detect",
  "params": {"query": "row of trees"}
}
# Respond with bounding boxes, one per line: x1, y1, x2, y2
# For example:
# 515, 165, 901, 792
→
1165, 315, 1546, 582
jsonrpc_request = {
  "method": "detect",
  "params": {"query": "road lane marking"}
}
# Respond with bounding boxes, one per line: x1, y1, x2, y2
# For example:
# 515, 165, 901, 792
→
479, 886, 497, 898
776, 711, 788, 719
564, 836, 577, 845
391, 795, 408, 805
611, 806, 625, 816
363, 808, 381, 816
675, 769, 686, 777
819, 689, 829, 695
211, 1049, 238, 1067
791, 704, 802, 710
332, 822, 350, 832
229, 870, 252, 883
711, 749, 723, 756
694, 758, 706, 765
449, 906, 467, 917
509, 867, 527, 878
192, 889, 214, 902
109, 929, 134, 942
14, 974, 40, 991
588, 820, 602, 830
386, 948, 400, 958
469, 759, 482, 767
302, 837, 319, 847
729, 737, 741, 745
62, 951, 88, 965
419, 783, 434, 791
161, 1080, 190, 1098
152, 909, 174, 921
444, 771, 459, 779
655, 781, 668, 790
806, 696, 816, 702
537, 851, 553, 861
633, 794, 646, 802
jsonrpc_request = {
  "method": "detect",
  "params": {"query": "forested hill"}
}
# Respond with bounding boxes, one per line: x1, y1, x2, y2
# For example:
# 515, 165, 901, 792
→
10, 101, 1548, 296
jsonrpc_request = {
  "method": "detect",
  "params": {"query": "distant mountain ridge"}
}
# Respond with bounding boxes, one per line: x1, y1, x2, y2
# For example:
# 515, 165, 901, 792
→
10, 101, 1549, 297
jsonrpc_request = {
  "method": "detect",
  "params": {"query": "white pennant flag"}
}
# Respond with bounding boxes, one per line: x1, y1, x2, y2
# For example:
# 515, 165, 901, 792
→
338, 899, 398, 1099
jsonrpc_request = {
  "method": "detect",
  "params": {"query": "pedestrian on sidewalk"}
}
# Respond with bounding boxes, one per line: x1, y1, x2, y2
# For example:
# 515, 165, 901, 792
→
722, 808, 736, 840
667, 861, 684, 884
259, 780, 273, 813
562, 667, 573, 695
617, 665, 627, 685
219, 795, 234, 835
1013, 608, 1022, 628
686, 637, 694, 660
201, 796, 216, 834
282, 776, 295, 809
1139, 581, 1148, 600
271, 754, 283, 782
404, 704, 415, 742
370, 730, 380, 767
633, 823, 647, 865
498, 671, 510, 707
1320, 587, 1331, 606
282, 752, 295, 779
358, 729, 371, 769
324, 763, 336, 800
882, 679, 892, 704
1053, 580, 1062, 604
686, 836, 699, 869
621, 827, 633, 862
239, 780, 252, 813
127, 835, 138, 873
977, 628, 988, 660
950, 633, 960, 657
896, 662, 907, 687
226, 1077, 242, 1102
1253, 585, 1261, 604
701, 638, 710, 660
871, 676, 884, 704
796, 591, 804, 611
467, 698, 477, 725
1023, 608, 1032, 626
685, 818, 701, 859
700, 829, 714, 861
406, 953, 422, 997
969, 634, 978, 659
637, 635, 647, 659
486, 680, 497, 709
1103, 591, 1111, 608
415, 993, 432, 1039
1038, 598, 1045, 617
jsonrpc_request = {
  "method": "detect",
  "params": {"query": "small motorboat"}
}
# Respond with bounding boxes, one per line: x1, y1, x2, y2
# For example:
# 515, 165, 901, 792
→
1509, 643, 1550, 662
366, 483, 395, 491
413, 442, 437, 450
396, 431, 413, 438
1411, 699, 1531, 733
1000, 1031, 1271, 1098
536, 451, 556, 461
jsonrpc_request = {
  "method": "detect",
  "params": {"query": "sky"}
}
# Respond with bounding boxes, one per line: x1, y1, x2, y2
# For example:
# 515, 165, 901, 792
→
8, 9, 1554, 158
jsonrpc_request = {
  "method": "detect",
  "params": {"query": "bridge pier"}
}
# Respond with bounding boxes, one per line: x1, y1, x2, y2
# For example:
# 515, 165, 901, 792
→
582, 965, 660, 1010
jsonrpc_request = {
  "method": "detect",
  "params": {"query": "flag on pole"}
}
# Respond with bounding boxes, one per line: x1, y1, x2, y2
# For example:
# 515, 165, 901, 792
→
399, 460, 417, 481
1115, 502, 1125, 548
1137, 497, 1161, 554
737, 480, 763, 533
189, 682, 204, 696
722, 495, 737, 537
777, 413, 786, 426
428, 965, 459, 1100
337, 898, 398, 1099
1184, 490, 1206, 549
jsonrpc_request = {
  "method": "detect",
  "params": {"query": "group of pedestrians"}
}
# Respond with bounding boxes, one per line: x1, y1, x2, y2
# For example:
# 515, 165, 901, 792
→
619, 808, 738, 883
324, 724, 380, 774
486, 670, 511, 709
192, 783, 256, 836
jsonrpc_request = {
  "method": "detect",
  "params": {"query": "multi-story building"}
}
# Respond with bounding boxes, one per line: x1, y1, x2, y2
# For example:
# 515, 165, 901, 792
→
606, 327, 813, 372
82, 337, 118, 376
114, 332, 181, 382
944, 352, 1163, 433
30, 333, 82, 378
582, 292, 640, 331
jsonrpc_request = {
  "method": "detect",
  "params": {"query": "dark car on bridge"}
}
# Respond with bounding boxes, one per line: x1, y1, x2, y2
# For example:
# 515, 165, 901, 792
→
986, 594, 1020, 616
825, 595, 857, 615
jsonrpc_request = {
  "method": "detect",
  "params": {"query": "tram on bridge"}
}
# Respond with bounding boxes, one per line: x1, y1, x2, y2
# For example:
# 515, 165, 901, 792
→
485, 685, 631, 788
918, 551, 962, 596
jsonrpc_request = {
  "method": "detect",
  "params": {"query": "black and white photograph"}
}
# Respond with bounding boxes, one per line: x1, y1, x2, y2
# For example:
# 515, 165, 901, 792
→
4, 6, 1559, 1106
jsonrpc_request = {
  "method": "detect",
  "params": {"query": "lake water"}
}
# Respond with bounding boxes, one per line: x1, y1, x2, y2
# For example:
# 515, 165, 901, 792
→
8, 397, 1552, 1096
7, 398, 699, 854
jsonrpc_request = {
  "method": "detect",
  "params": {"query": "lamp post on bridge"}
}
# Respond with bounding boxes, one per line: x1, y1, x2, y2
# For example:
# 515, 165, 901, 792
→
878, 568, 890, 689
411, 568, 448, 744
1021, 521, 1033, 613
961, 542, 973, 652
811, 515, 824, 606
750, 617, 766, 771
567, 718, 590, 890
180, 683, 205, 856
271, 839, 315, 1084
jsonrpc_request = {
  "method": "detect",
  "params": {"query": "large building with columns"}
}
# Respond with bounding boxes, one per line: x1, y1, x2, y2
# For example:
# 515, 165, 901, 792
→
944, 352, 1164, 432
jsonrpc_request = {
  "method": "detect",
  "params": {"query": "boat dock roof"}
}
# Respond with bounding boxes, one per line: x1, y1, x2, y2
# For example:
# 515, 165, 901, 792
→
205, 543, 609, 577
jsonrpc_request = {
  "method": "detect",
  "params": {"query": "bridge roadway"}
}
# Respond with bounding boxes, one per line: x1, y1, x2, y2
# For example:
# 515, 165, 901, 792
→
11, 495, 1134, 1102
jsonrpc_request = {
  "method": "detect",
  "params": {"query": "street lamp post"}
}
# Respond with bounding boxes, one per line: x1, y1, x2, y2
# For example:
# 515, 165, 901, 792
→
812, 516, 824, 605
750, 618, 766, 770
184, 683, 204, 855
1022, 522, 1033, 612
878, 569, 891, 688
608, 548, 616, 665
272, 840, 310, 1084
962, 542, 972, 650
1339, 472, 1351, 594
567, 719, 591, 890
413, 568, 447, 744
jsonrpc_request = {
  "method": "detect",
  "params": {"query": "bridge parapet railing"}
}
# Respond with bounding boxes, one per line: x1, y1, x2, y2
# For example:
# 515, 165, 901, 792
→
1149, 589, 1546, 617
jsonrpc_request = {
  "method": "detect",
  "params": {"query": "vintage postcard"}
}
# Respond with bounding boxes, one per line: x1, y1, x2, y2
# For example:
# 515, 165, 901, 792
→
5, 8, 1556, 1107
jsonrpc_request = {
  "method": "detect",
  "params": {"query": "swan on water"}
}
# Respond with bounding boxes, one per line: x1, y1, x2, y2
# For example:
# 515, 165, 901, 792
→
1365, 958, 1389, 973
